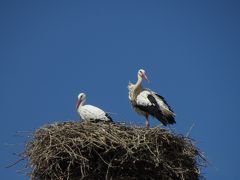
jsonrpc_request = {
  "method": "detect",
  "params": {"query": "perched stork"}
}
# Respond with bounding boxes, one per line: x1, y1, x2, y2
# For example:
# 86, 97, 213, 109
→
128, 69, 176, 128
76, 93, 113, 122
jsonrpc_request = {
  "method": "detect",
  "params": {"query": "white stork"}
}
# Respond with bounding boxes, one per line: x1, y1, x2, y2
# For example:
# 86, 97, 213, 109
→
76, 93, 113, 122
128, 69, 176, 128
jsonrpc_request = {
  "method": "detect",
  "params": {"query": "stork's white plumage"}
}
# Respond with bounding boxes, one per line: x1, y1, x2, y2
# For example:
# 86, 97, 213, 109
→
128, 69, 176, 128
76, 93, 112, 122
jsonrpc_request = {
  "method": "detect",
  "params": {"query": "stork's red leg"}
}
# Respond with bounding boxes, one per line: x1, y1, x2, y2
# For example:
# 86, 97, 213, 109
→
145, 112, 149, 128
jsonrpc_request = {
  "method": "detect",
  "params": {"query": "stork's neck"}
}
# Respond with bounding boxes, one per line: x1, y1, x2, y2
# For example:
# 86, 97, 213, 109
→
135, 75, 143, 89
131, 75, 143, 99
80, 99, 86, 107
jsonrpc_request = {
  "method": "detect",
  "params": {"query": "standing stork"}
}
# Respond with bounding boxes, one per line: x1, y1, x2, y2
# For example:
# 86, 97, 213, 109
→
76, 93, 113, 122
128, 69, 176, 128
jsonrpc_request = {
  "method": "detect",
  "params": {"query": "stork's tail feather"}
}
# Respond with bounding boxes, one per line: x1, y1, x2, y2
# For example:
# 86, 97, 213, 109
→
105, 113, 113, 122
156, 110, 176, 126
165, 114, 176, 124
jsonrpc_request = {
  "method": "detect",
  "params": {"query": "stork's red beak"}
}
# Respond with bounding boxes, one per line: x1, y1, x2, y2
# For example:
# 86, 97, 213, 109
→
76, 99, 81, 110
142, 73, 149, 82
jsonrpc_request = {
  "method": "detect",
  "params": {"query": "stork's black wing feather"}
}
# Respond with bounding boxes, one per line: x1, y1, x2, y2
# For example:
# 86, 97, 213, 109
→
105, 113, 113, 122
89, 113, 113, 123
154, 93, 174, 113
136, 94, 168, 126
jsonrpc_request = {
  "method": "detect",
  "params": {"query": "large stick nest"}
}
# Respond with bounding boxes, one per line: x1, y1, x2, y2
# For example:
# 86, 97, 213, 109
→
24, 121, 206, 180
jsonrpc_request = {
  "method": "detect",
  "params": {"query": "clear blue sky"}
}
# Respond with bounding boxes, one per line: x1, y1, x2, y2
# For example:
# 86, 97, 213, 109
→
1, 1, 240, 179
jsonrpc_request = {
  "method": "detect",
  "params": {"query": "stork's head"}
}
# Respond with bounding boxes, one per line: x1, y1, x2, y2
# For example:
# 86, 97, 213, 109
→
76, 93, 86, 110
138, 69, 149, 82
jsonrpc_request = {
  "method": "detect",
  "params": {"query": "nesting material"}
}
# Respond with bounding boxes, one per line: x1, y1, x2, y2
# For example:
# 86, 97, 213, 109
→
24, 121, 205, 179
